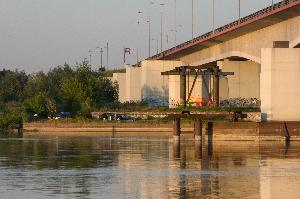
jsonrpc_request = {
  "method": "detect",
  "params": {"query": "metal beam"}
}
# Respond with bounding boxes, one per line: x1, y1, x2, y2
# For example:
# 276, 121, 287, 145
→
187, 71, 199, 102
202, 75, 211, 100
162, 70, 234, 76
169, 113, 246, 119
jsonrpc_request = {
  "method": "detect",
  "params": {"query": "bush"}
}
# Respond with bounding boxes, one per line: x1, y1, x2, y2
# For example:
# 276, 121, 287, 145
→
0, 105, 23, 131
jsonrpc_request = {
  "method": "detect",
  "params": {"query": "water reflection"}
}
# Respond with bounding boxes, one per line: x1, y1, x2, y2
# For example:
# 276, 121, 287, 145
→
0, 134, 300, 198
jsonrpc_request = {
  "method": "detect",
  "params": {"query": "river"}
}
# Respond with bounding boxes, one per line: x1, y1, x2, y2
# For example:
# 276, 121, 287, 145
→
0, 134, 300, 198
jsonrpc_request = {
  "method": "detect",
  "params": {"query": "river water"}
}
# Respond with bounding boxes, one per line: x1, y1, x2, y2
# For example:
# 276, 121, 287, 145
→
0, 134, 300, 199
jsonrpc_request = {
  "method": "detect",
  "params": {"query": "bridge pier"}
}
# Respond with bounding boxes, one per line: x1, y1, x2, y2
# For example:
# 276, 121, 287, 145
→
171, 113, 243, 141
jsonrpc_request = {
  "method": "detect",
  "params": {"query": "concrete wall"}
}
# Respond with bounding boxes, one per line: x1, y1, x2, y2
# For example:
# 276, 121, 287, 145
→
141, 60, 183, 105
113, 73, 126, 103
169, 74, 210, 108
220, 60, 261, 100
113, 61, 184, 105
125, 65, 142, 102
261, 48, 300, 121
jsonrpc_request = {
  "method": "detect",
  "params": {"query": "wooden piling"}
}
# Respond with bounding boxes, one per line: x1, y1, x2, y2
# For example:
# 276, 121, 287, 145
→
173, 140, 180, 158
207, 122, 213, 156
173, 118, 181, 140
194, 140, 202, 159
194, 118, 202, 141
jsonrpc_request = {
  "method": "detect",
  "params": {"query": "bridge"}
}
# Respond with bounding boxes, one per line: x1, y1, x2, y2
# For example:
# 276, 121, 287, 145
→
113, 0, 300, 121
149, 0, 300, 64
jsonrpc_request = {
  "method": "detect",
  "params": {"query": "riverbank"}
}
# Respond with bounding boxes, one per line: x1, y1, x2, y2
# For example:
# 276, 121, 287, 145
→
23, 121, 300, 141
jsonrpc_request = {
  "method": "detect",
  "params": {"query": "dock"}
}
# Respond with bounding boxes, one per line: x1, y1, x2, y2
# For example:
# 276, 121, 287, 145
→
170, 112, 246, 141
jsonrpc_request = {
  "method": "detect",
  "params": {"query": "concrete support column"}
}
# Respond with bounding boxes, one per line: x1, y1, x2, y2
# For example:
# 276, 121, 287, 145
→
213, 67, 220, 107
180, 72, 187, 107
173, 118, 181, 140
194, 118, 202, 141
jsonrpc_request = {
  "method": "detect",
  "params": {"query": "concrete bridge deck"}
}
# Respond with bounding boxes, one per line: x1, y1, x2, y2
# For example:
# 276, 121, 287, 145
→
149, 0, 300, 61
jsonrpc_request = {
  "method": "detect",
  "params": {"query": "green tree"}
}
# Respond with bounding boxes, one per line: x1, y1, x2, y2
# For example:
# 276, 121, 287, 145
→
0, 104, 23, 130
24, 92, 56, 116
0, 69, 28, 103
61, 60, 118, 115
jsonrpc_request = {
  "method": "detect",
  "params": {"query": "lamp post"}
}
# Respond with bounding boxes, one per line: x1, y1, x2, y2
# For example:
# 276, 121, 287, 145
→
104, 42, 109, 70
147, 18, 151, 57
138, 8, 152, 58
147, 1, 155, 57
212, 0, 215, 33
171, 24, 183, 45
160, 3, 165, 53
96, 47, 104, 69
166, 34, 169, 48
137, 11, 143, 62
174, 0, 177, 45
238, 0, 241, 23
88, 50, 93, 66
192, 0, 195, 39
152, 38, 159, 54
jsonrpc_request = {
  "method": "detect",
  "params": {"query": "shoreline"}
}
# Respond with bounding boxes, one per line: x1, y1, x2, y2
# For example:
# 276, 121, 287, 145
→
23, 121, 300, 141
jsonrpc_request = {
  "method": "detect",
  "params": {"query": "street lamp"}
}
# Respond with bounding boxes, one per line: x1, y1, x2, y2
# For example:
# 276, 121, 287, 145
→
160, 3, 165, 53
152, 38, 159, 54
170, 24, 183, 45
88, 50, 93, 66
238, 0, 241, 23
212, 0, 215, 33
192, 0, 195, 39
174, 0, 177, 45
95, 46, 103, 69
147, 19, 151, 57
137, 11, 143, 62
147, 1, 155, 57
104, 43, 109, 70
166, 34, 169, 48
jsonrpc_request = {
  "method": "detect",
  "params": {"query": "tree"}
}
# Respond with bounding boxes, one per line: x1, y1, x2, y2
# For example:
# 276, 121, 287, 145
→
0, 69, 28, 103
24, 92, 56, 116
61, 60, 118, 114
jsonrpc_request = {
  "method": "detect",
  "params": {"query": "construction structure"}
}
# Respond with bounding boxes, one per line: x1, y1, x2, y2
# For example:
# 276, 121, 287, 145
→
113, 0, 300, 121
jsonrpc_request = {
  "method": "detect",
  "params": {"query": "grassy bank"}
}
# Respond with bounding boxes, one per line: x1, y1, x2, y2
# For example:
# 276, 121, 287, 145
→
24, 120, 174, 129
97, 102, 260, 113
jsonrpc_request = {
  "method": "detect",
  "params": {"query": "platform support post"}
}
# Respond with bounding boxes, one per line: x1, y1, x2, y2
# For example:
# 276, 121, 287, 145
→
213, 66, 220, 108
180, 70, 187, 107
194, 118, 202, 141
173, 118, 181, 140
207, 122, 213, 156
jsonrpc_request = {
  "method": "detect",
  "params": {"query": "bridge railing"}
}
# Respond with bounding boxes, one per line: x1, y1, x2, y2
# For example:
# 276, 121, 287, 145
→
149, 0, 299, 60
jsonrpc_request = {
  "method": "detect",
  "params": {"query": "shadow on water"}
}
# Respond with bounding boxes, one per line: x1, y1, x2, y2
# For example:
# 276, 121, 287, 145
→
171, 135, 296, 199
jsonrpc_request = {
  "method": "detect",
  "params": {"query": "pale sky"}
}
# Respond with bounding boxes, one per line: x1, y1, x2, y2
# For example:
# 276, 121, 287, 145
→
0, 0, 280, 73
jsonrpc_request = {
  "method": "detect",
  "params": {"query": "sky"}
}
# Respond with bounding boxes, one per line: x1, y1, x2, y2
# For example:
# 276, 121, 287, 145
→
0, 0, 281, 73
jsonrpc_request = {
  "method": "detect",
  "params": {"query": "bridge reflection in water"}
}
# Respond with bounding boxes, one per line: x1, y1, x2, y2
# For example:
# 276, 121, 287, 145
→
0, 134, 299, 198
